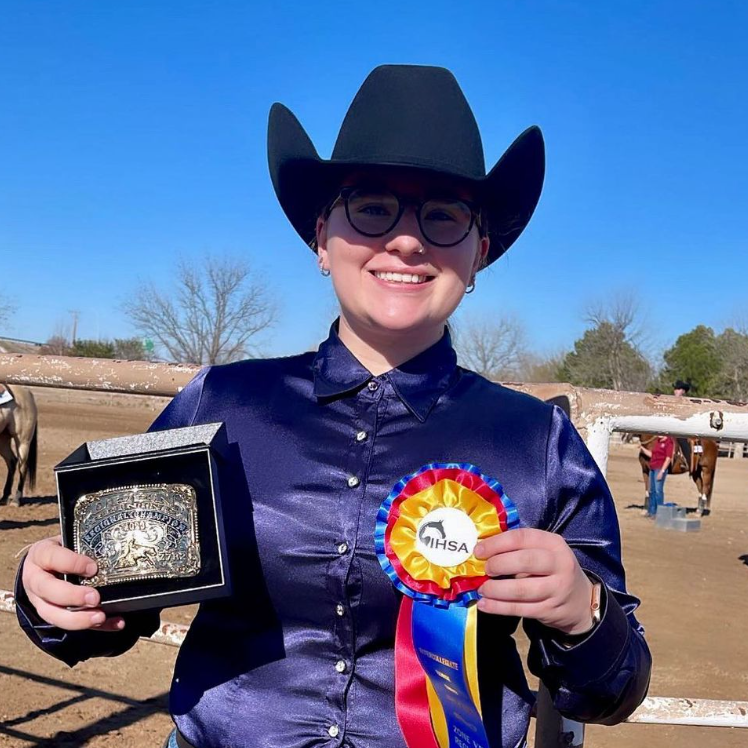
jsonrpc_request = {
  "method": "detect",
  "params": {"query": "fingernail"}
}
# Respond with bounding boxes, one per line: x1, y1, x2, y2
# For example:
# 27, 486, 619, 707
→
90, 611, 105, 625
474, 542, 485, 558
85, 592, 97, 606
114, 618, 125, 630
85, 563, 97, 577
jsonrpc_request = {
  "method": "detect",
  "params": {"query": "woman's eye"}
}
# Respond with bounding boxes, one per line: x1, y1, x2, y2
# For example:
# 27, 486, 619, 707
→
425, 209, 457, 223
357, 203, 392, 216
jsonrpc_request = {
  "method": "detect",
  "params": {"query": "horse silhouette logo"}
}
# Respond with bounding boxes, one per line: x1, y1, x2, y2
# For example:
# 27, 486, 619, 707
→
418, 519, 446, 544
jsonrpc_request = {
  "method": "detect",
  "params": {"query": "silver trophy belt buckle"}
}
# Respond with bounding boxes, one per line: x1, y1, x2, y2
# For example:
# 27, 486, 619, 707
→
73, 483, 201, 587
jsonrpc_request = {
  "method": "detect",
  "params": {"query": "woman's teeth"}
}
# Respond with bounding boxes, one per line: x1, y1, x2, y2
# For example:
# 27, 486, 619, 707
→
373, 271, 429, 284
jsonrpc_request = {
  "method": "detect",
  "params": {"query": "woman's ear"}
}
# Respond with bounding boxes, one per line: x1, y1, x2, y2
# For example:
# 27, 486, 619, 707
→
316, 216, 330, 270
473, 236, 490, 274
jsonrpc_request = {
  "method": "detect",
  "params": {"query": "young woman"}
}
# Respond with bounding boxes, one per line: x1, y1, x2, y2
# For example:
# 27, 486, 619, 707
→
16, 65, 650, 748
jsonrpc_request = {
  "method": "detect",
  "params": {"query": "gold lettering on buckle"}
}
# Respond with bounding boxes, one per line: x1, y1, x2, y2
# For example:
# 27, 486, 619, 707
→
73, 483, 201, 586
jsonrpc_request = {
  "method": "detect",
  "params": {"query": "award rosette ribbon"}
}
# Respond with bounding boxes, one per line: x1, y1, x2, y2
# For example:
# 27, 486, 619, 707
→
375, 462, 519, 748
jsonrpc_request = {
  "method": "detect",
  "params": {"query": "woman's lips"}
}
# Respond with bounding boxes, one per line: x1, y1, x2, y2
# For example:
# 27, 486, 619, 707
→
368, 270, 435, 287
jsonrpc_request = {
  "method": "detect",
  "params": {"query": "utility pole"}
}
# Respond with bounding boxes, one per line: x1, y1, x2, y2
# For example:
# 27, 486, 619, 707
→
69, 310, 79, 345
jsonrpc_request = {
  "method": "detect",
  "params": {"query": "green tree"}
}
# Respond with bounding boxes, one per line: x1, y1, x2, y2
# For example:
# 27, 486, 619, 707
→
113, 337, 151, 361
71, 339, 116, 358
659, 325, 720, 396
559, 322, 652, 391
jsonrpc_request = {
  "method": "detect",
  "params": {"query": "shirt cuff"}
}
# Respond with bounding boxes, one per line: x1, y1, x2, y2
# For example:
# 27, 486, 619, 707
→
530, 573, 632, 689
15, 555, 74, 651
14, 554, 161, 667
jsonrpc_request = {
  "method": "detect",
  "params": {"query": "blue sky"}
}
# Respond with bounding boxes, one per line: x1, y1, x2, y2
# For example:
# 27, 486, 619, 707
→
1, 1, 746, 360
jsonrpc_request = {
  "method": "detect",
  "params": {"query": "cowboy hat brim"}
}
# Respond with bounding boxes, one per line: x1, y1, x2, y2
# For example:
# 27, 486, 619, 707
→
267, 103, 545, 266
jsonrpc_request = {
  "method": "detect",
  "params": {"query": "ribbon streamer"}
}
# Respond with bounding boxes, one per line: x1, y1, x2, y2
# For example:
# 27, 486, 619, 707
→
377, 462, 519, 748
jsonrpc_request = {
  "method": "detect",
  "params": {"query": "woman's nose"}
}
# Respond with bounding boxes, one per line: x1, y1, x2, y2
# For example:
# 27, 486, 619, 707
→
384, 209, 426, 256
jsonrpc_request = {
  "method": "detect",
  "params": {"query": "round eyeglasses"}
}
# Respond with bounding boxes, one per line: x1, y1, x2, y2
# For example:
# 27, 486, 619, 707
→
329, 187, 482, 248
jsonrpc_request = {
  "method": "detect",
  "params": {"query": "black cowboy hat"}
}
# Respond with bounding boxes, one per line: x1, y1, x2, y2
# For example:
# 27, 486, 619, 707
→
673, 380, 691, 392
267, 64, 545, 267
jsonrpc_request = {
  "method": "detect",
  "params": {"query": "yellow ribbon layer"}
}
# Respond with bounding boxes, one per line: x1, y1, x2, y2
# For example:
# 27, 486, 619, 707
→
389, 479, 501, 589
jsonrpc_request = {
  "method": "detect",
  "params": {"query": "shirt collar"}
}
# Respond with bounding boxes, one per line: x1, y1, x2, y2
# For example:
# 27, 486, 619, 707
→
312, 321, 458, 422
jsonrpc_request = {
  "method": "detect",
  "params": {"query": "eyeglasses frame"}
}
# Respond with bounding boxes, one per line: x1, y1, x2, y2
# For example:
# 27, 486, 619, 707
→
325, 186, 484, 248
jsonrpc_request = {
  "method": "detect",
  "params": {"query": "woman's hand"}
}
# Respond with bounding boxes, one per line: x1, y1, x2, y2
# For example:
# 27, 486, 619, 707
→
656, 469, 666, 480
21, 536, 125, 632
474, 529, 594, 635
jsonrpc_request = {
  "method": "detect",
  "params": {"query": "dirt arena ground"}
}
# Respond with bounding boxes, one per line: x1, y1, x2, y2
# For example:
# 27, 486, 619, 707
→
0, 387, 746, 747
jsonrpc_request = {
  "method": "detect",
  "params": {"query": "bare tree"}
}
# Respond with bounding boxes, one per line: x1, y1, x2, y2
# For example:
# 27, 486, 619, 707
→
454, 316, 527, 380
123, 256, 276, 365
0, 294, 16, 331
40, 335, 72, 355
517, 351, 567, 383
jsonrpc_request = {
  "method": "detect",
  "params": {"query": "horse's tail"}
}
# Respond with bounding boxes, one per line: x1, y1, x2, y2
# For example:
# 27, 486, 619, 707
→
26, 426, 38, 491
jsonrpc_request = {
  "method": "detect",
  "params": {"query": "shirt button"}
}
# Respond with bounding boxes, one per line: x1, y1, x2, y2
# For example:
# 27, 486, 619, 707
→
336, 603, 345, 616
335, 659, 347, 673
355, 430, 368, 442
367, 380, 379, 391
347, 475, 360, 488
337, 542, 349, 555
328, 725, 340, 738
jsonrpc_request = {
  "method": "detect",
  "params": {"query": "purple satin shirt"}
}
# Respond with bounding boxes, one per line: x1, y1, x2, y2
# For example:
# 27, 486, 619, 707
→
17, 323, 651, 748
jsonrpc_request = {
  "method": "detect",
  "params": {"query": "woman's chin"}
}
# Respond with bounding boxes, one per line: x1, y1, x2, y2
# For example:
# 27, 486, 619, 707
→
364, 310, 440, 337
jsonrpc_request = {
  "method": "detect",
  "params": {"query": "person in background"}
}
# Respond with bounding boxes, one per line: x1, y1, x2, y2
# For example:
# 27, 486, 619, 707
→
640, 434, 675, 517
672, 379, 691, 397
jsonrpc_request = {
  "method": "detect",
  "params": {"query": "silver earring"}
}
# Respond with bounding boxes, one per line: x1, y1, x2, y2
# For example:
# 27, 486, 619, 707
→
465, 277, 476, 294
320, 267, 330, 277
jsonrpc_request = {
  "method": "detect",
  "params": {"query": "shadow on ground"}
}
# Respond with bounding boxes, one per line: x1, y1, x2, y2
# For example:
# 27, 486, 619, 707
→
0, 663, 168, 747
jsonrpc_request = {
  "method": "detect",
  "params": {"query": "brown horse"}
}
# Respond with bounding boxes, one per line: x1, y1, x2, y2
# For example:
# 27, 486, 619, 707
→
637, 434, 718, 516
0, 385, 38, 506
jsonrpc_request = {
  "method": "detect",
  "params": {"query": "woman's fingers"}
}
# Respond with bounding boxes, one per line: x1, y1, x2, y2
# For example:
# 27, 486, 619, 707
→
27, 537, 97, 577
21, 536, 125, 632
30, 570, 99, 609
475, 528, 562, 560
483, 548, 555, 578
27, 594, 107, 631
476, 597, 540, 618
479, 575, 554, 604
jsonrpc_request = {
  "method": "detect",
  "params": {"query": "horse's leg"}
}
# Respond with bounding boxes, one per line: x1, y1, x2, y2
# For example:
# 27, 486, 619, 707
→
0, 436, 16, 505
11, 433, 30, 507
639, 453, 650, 506
700, 462, 715, 516
693, 466, 706, 516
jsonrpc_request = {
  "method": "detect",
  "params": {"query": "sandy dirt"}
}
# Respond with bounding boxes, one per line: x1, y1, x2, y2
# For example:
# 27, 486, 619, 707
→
0, 387, 746, 747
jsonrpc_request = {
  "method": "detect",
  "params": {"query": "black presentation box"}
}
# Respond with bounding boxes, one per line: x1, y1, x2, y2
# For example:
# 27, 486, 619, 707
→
55, 423, 232, 614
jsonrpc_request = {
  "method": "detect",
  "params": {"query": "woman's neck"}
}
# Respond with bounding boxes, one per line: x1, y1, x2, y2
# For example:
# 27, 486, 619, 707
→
337, 315, 444, 376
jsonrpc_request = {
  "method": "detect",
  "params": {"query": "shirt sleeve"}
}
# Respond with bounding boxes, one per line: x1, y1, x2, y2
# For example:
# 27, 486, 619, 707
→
523, 405, 652, 724
14, 367, 210, 667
